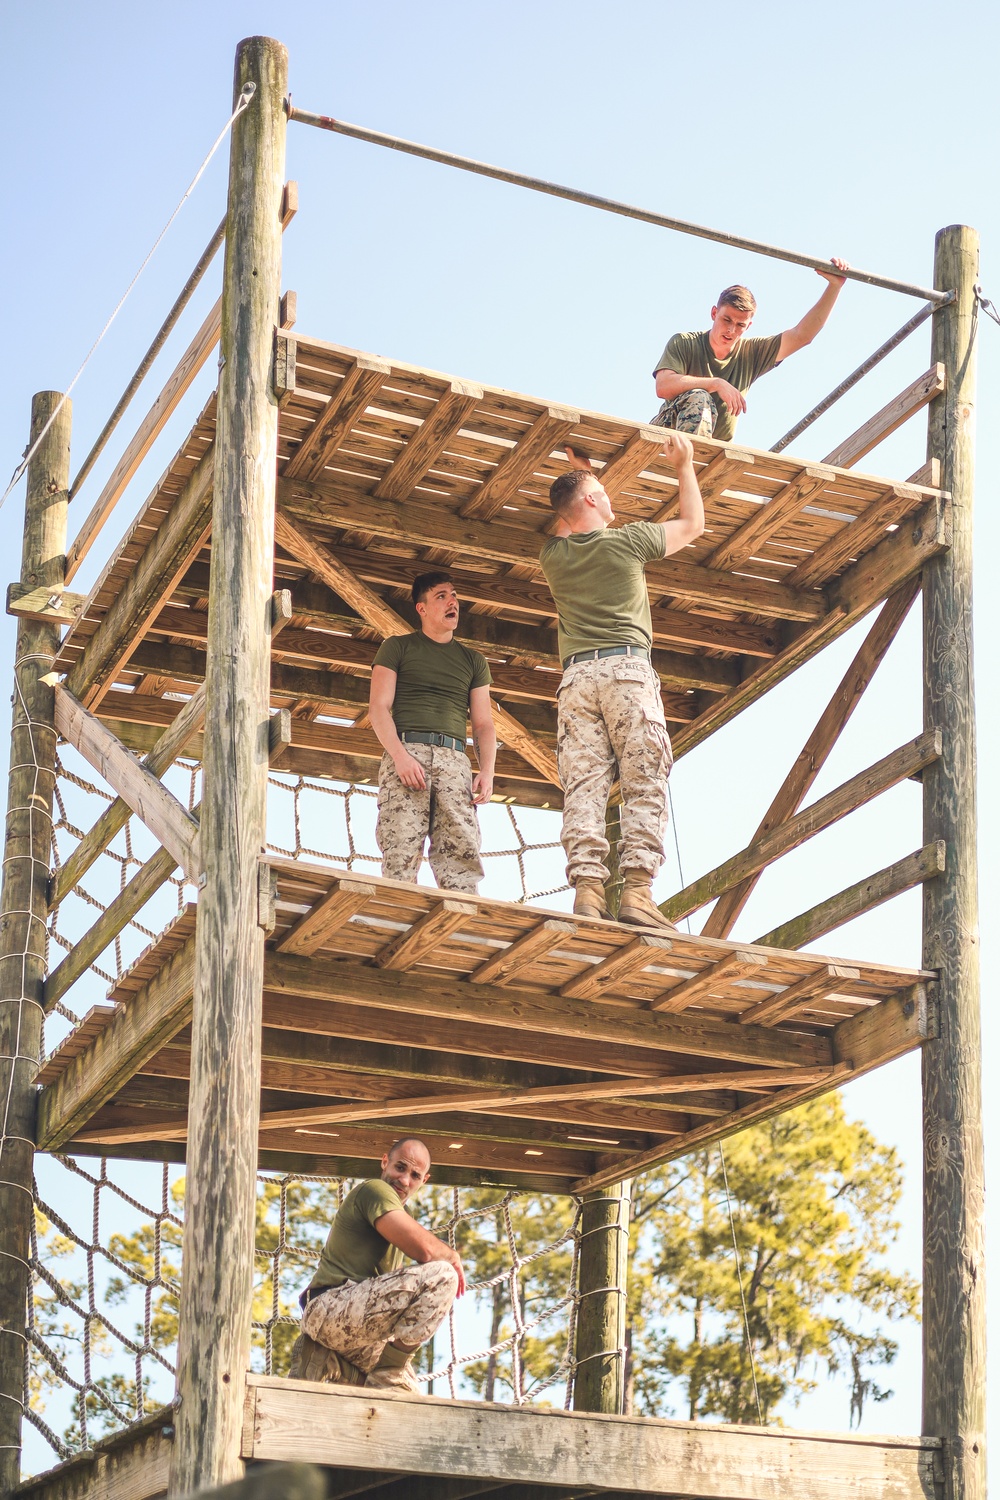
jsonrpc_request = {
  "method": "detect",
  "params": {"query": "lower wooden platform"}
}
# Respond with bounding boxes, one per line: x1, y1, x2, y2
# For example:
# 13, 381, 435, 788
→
36, 864, 933, 1192
14, 1378, 942, 1500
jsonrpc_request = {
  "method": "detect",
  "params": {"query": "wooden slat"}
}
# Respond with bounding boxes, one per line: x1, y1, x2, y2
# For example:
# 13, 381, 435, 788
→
823, 364, 946, 469
64, 300, 222, 585
245, 1377, 941, 1500
470, 918, 575, 985
651, 446, 754, 521
662, 729, 942, 923
597, 429, 665, 499
6, 583, 87, 624
53, 685, 200, 880
560, 934, 672, 1002
282, 354, 391, 480
276, 878, 377, 955
738, 964, 860, 1027
459, 407, 579, 520
786, 484, 925, 591
491, 699, 560, 786
706, 466, 831, 572
275, 508, 409, 637
651, 949, 769, 1014
36, 933, 196, 1150
373, 900, 477, 972
66, 444, 215, 708
374, 381, 484, 500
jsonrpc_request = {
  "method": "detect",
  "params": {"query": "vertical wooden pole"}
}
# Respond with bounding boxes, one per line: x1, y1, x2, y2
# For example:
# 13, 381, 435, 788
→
573, 1181, 631, 1413
0, 393, 70, 1492
604, 800, 622, 918
170, 37, 286, 1496
921, 225, 985, 1500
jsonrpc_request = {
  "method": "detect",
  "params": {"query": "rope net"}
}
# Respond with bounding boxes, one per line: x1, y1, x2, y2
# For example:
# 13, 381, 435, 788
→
20, 747, 583, 1470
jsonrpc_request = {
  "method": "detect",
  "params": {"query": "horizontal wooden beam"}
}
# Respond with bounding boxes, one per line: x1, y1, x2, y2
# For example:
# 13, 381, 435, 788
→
53, 685, 200, 880
470, 918, 575, 986
786, 486, 926, 591
276, 877, 377, 955
459, 406, 579, 520
375, 380, 484, 500
705, 466, 830, 573
283, 354, 391, 481
661, 729, 941, 923
263, 951, 832, 1070
37, 933, 196, 1150
245, 1377, 941, 1499
823, 364, 946, 469
560, 934, 672, 1002
374, 900, 477, 971
6, 582, 87, 624
651, 949, 769, 1013
755, 841, 946, 951
737, 964, 860, 1028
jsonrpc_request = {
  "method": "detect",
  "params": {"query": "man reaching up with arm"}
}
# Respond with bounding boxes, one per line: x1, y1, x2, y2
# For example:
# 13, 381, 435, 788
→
290, 1137, 464, 1393
540, 433, 704, 928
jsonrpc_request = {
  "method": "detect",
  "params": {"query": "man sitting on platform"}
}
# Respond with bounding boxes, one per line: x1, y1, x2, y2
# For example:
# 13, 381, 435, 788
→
290, 1136, 464, 1392
369, 571, 496, 893
650, 260, 849, 440
541, 433, 704, 928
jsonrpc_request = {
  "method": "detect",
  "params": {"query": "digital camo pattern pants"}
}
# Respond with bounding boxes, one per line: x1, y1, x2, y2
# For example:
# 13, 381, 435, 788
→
301, 1261, 460, 1375
651, 387, 718, 437
376, 743, 483, 892
556, 656, 673, 885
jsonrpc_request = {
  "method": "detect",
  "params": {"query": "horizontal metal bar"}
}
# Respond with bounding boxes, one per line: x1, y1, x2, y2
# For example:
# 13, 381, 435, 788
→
769, 298, 945, 453
68, 216, 227, 500
288, 106, 951, 306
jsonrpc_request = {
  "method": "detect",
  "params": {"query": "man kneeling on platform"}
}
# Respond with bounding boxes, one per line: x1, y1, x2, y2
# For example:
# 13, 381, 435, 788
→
369, 571, 496, 893
290, 1136, 464, 1392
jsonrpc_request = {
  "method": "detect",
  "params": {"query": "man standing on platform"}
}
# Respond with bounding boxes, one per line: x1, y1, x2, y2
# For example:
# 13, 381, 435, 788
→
290, 1136, 463, 1392
650, 260, 849, 440
541, 434, 704, 927
369, 571, 496, 892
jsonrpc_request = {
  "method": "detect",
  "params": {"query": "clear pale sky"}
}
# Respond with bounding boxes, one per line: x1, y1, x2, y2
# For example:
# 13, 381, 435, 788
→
3, 0, 997, 1448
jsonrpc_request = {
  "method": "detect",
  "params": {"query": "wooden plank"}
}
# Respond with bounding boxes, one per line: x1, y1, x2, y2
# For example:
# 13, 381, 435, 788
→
263, 952, 833, 1070
470, 918, 575, 985
279, 290, 297, 329
275, 508, 409, 636
283, 354, 391, 481
459, 407, 578, 520
245, 1377, 940, 1500
6, 582, 86, 624
787, 486, 926, 590
491, 699, 560, 785
823, 364, 946, 469
754, 841, 946, 951
705, 466, 831, 572
12, 1412, 175, 1500
651, 949, 770, 1013
835, 983, 933, 1073
597, 429, 665, 499
374, 900, 477, 971
652, 446, 754, 521
64, 300, 222, 585
53, 684, 200, 879
276, 878, 377, 955
66, 444, 215, 708
375, 381, 484, 500
662, 729, 942, 922
36, 932, 196, 1150
737, 964, 861, 1028
701, 580, 920, 939
560, 934, 672, 1002
273, 331, 297, 408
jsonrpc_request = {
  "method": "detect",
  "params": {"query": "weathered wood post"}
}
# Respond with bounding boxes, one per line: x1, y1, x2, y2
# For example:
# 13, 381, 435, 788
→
573, 1181, 631, 1413
921, 224, 985, 1500
0, 392, 70, 1491
170, 36, 286, 1495
604, 800, 622, 918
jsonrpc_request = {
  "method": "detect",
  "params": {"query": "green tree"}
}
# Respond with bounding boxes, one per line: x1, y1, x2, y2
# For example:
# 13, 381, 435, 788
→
625, 1094, 919, 1425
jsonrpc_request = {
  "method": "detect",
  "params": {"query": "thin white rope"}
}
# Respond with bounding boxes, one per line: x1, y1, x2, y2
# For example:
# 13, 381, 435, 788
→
0, 80, 256, 513
719, 1143, 763, 1423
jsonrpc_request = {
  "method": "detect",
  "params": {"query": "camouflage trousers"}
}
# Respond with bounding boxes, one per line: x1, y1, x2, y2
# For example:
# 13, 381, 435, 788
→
651, 387, 717, 437
377, 744, 483, 892
556, 656, 673, 885
300, 1261, 459, 1375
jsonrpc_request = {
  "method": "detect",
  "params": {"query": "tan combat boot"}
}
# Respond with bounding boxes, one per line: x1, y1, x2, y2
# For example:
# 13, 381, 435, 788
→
287, 1332, 365, 1385
572, 877, 609, 920
618, 870, 679, 933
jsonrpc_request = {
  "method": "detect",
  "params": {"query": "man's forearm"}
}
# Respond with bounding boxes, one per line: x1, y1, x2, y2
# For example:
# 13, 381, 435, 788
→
656, 370, 718, 401
369, 703, 404, 758
472, 721, 497, 774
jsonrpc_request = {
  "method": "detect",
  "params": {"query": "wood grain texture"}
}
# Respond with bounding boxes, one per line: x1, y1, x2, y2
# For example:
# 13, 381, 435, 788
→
823, 364, 945, 469
459, 407, 578, 519
651, 949, 769, 1013
574, 1182, 631, 1415
276, 878, 376, 955
374, 380, 483, 500
0, 392, 69, 1492
171, 35, 287, 1498
469, 918, 575, 985
920, 225, 986, 1500
282, 354, 390, 480
705, 466, 830, 572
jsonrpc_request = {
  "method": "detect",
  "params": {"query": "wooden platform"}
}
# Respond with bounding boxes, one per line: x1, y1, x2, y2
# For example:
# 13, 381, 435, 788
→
13, 1378, 942, 1500
50, 335, 950, 808
35, 867, 933, 1192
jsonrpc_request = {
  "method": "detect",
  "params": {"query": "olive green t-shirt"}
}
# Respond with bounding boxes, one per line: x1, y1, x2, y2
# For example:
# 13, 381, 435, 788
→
653, 330, 783, 442
372, 632, 492, 744
539, 522, 667, 663
309, 1179, 406, 1293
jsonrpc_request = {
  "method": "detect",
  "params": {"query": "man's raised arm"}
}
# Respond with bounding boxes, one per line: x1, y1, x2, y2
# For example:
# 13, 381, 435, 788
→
656, 432, 705, 557
777, 258, 849, 361
375, 1210, 466, 1295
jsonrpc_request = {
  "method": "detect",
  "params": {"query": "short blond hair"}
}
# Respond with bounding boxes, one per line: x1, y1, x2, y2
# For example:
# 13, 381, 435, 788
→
717, 285, 757, 313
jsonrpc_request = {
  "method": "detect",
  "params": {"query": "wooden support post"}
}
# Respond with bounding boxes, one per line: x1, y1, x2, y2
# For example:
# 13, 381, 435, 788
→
920, 225, 985, 1500
573, 1182, 631, 1414
605, 801, 622, 918
0, 391, 70, 1493
171, 36, 287, 1497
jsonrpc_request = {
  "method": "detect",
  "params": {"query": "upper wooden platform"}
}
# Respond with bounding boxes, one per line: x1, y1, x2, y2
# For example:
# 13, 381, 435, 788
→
50, 334, 950, 808
36, 866, 932, 1192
